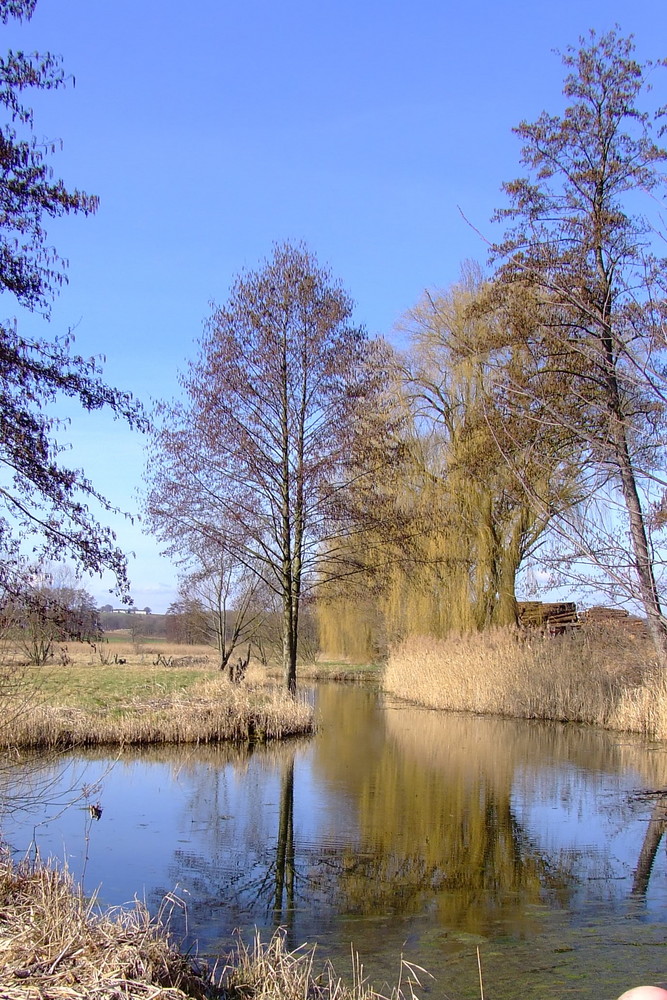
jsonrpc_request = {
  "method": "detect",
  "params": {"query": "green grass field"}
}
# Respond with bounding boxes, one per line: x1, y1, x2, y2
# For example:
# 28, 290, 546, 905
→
30, 664, 212, 712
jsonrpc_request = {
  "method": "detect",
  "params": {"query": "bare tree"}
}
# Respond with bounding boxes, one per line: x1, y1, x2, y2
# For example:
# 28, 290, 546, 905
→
177, 543, 268, 675
147, 242, 383, 692
491, 29, 667, 660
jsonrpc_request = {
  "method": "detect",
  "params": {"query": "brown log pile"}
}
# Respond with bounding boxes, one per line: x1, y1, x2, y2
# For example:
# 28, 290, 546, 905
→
578, 605, 650, 640
517, 601, 578, 632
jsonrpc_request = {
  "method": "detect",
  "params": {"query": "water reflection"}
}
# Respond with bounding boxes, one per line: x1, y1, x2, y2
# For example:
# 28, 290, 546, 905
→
3, 685, 667, 999
632, 794, 667, 897
274, 755, 295, 922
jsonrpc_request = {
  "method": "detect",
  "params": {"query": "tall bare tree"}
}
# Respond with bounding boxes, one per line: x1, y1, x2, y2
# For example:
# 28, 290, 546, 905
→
492, 29, 667, 660
147, 242, 380, 692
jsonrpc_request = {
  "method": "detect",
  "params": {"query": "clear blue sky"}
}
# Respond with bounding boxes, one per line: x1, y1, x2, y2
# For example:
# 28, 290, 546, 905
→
5, 0, 666, 612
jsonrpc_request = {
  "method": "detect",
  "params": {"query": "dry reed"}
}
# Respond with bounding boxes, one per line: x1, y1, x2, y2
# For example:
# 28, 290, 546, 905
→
383, 627, 667, 737
218, 929, 430, 1000
0, 851, 211, 999
0, 675, 313, 749
0, 853, 429, 1000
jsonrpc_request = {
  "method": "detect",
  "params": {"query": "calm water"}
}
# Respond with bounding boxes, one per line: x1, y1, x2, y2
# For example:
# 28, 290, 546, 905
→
4, 683, 667, 1000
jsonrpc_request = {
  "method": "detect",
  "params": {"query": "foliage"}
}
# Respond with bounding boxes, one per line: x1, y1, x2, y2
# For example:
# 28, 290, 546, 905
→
491, 29, 667, 659
147, 242, 385, 692
317, 270, 581, 656
0, 0, 146, 600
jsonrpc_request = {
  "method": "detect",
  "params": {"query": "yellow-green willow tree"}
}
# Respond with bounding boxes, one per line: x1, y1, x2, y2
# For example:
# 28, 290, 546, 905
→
317, 273, 581, 656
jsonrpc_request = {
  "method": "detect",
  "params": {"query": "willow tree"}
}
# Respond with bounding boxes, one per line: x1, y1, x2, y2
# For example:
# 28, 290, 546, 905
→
492, 30, 667, 661
398, 272, 578, 631
147, 243, 379, 692
317, 273, 580, 655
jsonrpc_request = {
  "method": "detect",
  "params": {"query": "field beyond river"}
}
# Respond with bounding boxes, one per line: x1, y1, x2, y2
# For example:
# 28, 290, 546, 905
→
0, 640, 315, 749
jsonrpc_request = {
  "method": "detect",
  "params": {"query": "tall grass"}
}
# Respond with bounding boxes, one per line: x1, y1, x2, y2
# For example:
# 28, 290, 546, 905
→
384, 628, 667, 737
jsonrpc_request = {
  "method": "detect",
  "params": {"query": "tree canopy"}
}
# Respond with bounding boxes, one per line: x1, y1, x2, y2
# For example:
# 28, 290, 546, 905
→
147, 242, 385, 690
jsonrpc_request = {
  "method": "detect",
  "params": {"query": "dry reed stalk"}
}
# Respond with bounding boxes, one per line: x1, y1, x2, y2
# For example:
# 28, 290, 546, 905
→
0, 677, 314, 749
383, 628, 665, 736
218, 929, 430, 1000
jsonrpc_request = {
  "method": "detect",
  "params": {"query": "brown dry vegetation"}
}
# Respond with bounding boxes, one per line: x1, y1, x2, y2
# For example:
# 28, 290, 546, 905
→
0, 852, 425, 1000
0, 852, 209, 1000
383, 627, 667, 737
0, 642, 314, 749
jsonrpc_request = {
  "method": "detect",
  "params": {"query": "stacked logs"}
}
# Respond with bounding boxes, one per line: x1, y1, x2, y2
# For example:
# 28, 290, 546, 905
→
578, 605, 650, 640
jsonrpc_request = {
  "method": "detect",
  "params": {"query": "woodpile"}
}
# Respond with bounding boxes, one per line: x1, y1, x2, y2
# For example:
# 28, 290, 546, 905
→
517, 601, 578, 632
578, 605, 650, 640
516, 601, 650, 639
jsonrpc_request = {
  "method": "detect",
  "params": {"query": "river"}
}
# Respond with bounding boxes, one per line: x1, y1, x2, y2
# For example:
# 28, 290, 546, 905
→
3, 682, 667, 999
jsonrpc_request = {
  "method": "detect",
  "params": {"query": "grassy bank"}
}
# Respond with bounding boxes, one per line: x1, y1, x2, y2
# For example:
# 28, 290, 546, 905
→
0, 853, 421, 1000
384, 628, 667, 737
0, 643, 314, 749
268, 658, 382, 682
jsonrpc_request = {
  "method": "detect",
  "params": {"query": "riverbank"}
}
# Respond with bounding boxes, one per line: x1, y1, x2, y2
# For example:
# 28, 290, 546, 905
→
0, 644, 314, 749
267, 658, 382, 682
0, 853, 420, 1000
383, 628, 667, 737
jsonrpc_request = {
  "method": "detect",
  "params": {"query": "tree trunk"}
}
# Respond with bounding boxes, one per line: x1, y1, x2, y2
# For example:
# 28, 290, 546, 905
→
616, 442, 667, 663
282, 594, 297, 694
608, 382, 667, 664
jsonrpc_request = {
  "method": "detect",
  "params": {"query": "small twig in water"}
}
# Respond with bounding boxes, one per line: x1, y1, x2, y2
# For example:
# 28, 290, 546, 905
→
477, 946, 485, 1000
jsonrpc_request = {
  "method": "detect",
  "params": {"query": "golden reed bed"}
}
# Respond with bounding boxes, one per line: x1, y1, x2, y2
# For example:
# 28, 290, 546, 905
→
383, 627, 667, 737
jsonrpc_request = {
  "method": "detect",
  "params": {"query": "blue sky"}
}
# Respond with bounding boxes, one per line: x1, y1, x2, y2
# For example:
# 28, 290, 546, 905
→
4, 0, 667, 612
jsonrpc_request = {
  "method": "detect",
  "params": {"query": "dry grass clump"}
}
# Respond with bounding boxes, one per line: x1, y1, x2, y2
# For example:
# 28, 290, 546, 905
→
384, 627, 667, 737
0, 854, 427, 1000
0, 852, 210, 1000
218, 929, 429, 1000
1, 676, 314, 749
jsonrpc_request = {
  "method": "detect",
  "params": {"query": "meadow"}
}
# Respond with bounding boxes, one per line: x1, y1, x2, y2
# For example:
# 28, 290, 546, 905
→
0, 640, 314, 749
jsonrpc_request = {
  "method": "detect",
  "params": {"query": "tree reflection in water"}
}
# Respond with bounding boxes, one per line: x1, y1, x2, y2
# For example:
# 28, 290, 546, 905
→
273, 756, 294, 924
162, 685, 614, 951
632, 795, 667, 897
